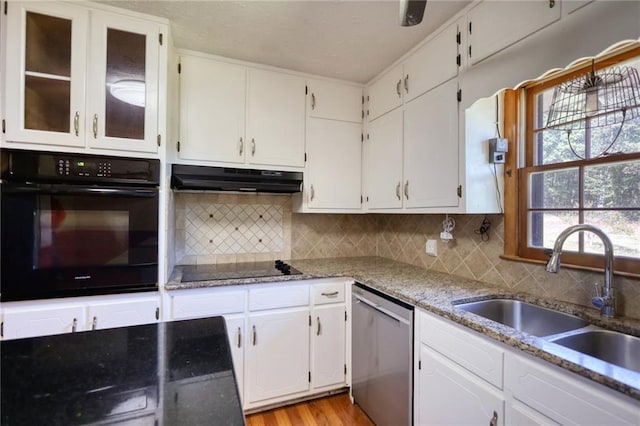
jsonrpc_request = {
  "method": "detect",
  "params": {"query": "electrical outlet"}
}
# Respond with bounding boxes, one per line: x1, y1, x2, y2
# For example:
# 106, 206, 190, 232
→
426, 239, 437, 257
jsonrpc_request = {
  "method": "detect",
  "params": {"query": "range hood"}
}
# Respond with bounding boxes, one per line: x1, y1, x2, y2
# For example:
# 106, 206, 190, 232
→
170, 164, 303, 193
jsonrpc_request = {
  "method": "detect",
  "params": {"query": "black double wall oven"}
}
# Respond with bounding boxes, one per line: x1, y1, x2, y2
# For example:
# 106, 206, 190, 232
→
1, 149, 160, 301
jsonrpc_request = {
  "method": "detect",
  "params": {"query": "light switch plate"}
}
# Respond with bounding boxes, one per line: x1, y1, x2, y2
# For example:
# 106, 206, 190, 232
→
426, 239, 437, 257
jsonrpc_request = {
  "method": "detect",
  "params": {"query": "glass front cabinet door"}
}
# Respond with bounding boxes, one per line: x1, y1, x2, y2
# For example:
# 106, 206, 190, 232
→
5, 2, 88, 147
4, 3, 161, 154
86, 11, 160, 154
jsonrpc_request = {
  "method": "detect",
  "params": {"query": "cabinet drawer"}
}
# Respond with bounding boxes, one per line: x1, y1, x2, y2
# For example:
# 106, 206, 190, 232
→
420, 310, 503, 389
249, 283, 309, 311
171, 288, 246, 319
505, 353, 639, 425
312, 281, 345, 305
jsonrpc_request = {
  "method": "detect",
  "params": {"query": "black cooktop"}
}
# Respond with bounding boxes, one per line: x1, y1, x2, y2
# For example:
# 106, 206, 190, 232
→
1, 317, 244, 426
181, 260, 302, 282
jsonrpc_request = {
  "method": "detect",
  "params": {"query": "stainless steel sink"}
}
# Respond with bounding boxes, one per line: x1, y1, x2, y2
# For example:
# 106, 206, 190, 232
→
455, 299, 589, 337
550, 330, 640, 373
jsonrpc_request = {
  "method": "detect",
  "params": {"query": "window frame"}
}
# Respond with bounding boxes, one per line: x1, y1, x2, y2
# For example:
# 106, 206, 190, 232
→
504, 46, 640, 276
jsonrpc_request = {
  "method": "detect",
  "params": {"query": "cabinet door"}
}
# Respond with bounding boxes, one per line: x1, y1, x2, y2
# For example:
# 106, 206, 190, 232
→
179, 56, 246, 164
307, 79, 362, 122
246, 308, 310, 403
417, 344, 504, 426
403, 79, 459, 209
247, 69, 306, 168
365, 108, 403, 209
306, 118, 362, 210
224, 315, 245, 404
5, 2, 88, 146
1, 303, 86, 339
367, 64, 403, 121
403, 20, 461, 103
86, 10, 160, 153
311, 305, 346, 389
87, 296, 159, 330
468, 0, 560, 65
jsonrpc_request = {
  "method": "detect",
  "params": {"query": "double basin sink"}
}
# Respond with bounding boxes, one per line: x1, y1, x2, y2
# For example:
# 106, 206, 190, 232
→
454, 298, 640, 373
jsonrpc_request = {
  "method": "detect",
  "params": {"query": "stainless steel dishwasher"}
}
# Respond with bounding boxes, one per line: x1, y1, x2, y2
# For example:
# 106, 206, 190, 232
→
352, 282, 413, 426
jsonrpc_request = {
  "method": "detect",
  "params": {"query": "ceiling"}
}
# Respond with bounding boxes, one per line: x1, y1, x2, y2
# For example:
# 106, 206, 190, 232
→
101, 0, 470, 83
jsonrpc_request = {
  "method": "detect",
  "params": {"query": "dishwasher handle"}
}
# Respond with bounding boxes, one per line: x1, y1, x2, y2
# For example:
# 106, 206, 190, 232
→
354, 295, 410, 325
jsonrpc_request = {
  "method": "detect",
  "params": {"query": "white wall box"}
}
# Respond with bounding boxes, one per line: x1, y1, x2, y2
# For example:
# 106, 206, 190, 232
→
415, 309, 640, 426
4, 1, 165, 154
165, 279, 349, 410
177, 54, 305, 169
467, 0, 561, 65
0, 293, 160, 340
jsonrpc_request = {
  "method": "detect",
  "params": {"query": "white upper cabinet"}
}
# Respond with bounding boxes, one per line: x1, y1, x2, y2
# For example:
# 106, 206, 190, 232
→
246, 68, 306, 168
305, 119, 362, 210
178, 55, 247, 164
5, 2, 88, 147
4, 2, 164, 154
365, 108, 404, 209
307, 79, 363, 123
403, 79, 459, 209
467, 0, 561, 65
367, 64, 404, 121
86, 10, 160, 154
403, 20, 463, 103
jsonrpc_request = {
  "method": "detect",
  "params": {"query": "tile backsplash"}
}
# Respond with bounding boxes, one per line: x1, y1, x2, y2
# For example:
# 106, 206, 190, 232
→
175, 194, 640, 319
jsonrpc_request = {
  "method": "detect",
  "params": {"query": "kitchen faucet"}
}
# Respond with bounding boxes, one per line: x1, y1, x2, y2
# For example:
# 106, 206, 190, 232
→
545, 224, 616, 318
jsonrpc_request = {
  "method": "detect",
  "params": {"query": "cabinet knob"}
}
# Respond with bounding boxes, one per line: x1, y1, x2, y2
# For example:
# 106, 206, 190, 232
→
310, 184, 315, 202
549, 0, 556, 7
311, 93, 316, 110
396, 182, 401, 200
251, 138, 256, 156
489, 411, 498, 426
396, 79, 402, 97
91, 316, 98, 330
72, 318, 78, 333
252, 325, 257, 346
237, 327, 242, 348
404, 75, 409, 93
239, 137, 244, 156
404, 180, 409, 200
317, 317, 321, 336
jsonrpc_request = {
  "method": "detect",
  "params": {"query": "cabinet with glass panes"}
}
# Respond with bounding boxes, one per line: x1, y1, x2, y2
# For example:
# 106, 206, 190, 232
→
3, 2, 165, 154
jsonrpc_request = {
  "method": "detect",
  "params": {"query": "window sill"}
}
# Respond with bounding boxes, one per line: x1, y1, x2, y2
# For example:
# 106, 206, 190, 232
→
499, 254, 640, 280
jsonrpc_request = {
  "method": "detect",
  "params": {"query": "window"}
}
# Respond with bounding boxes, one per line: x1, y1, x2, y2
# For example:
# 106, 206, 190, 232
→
514, 48, 640, 275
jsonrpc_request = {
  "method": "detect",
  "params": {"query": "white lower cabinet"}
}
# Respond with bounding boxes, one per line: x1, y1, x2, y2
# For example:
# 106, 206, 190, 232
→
416, 309, 640, 425
418, 344, 504, 426
0, 293, 160, 340
246, 308, 310, 404
165, 278, 349, 411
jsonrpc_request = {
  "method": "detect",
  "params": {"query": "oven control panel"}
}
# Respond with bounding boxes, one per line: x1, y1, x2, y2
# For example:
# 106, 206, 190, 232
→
57, 159, 112, 178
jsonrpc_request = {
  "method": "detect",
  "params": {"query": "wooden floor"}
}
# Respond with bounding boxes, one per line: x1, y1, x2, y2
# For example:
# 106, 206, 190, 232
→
245, 393, 374, 426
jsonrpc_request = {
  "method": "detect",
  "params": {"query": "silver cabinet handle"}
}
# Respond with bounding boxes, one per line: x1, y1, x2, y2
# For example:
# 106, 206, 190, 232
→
239, 137, 244, 156
316, 317, 321, 336
396, 79, 401, 97
310, 184, 315, 201
252, 325, 256, 346
237, 327, 242, 348
321, 291, 339, 297
91, 316, 97, 330
549, 0, 555, 7
404, 180, 409, 200
74, 111, 80, 136
251, 138, 256, 156
396, 182, 401, 200
311, 93, 316, 110
72, 318, 78, 333
404, 75, 409, 93
92, 114, 98, 138
489, 411, 498, 426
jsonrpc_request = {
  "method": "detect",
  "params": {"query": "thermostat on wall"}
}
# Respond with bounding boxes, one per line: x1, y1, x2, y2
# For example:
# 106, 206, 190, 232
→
488, 138, 508, 164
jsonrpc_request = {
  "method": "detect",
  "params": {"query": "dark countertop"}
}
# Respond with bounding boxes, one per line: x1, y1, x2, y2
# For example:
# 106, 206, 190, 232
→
168, 256, 640, 400
1, 317, 244, 426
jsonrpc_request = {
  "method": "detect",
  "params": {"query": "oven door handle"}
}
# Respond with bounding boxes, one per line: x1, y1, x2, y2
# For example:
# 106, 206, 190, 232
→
1, 182, 157, 198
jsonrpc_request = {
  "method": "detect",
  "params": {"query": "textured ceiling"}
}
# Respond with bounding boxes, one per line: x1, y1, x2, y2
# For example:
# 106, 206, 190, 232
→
100, 1, 470, 83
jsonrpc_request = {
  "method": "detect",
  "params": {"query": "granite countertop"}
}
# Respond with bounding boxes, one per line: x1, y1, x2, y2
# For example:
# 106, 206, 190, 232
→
168, 256, 640, 400
1, 317, 244, 425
